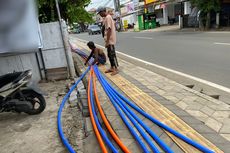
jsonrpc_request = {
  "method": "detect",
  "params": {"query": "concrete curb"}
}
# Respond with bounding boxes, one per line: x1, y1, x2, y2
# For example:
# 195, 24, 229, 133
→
116, 52, 230, 104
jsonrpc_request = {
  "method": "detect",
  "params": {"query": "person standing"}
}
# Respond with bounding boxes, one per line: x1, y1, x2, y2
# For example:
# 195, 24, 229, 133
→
97, 7, 119, 75
101, 17, 105, 38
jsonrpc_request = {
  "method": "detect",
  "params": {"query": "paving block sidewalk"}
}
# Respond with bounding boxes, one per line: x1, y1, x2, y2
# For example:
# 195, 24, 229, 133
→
72, 39, 230, 152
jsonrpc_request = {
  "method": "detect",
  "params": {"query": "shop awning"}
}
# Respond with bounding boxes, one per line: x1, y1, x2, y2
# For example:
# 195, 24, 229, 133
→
146, 0, 187, 6
145, 0, 159, 5
154, 3, 166, 10
165, 0, 188, 4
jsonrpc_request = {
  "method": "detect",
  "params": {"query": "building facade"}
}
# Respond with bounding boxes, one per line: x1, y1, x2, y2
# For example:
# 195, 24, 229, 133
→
143, 0, 190, 25
141, 0, 230, 28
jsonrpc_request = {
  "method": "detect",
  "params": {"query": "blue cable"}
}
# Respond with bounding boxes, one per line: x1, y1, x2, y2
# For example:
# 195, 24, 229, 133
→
93, 66, 150, 153
94, 66, 215, 153
94, 66, 173, 153
98, 74, 160, 153
89, 74, 118, 153
94, 66, 158, 152
57, 67, 90, 153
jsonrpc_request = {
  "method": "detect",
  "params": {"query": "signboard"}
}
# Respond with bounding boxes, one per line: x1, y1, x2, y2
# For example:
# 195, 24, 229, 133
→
0, 0, 42, 55
155, 4, 161, 10
121, 7, 128, 16
145, 0, 158, 5
115, 12, 120, 18
120, 2, 135, 16
127, 3, 135, 14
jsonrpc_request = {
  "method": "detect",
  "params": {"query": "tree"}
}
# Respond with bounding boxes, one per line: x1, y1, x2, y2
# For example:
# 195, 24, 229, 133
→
190, 0, 221, 30
38, 0, 93, 25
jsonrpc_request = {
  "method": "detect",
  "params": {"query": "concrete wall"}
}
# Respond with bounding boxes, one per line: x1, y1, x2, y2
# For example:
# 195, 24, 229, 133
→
40, 22, 68, 69
0, 21, 69, 82
0, 53, 41, 82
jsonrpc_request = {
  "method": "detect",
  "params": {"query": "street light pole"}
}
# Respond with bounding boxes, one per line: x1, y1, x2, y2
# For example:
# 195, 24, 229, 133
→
54, 0, 76, 78
114, 0, 123, 31
55, 0, 62, 22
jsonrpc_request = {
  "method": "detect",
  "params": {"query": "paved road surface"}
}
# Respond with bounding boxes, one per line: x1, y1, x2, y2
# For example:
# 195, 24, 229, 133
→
73, 31, 230, 88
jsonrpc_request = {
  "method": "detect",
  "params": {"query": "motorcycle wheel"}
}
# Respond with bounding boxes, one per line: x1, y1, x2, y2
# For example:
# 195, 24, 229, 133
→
16, 90, 46, 115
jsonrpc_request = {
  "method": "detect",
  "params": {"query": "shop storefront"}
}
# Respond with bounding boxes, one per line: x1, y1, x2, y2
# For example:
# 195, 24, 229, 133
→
138, 0, 229, 29
143, 0, 185, 26
143, 0, 168, 27
136, 0, 194, 30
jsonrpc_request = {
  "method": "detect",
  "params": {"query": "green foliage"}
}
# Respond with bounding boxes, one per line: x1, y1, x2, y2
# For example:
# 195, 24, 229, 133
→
190, 0, 221, 13
190, 0, 221, 29
38, 0, 93, 24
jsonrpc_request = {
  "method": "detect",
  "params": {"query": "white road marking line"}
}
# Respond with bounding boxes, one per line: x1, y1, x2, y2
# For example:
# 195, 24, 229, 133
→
214, 42, 230, 46
75, 37, 230, 93
207, 31, 230, 34
134, 36, 153, 40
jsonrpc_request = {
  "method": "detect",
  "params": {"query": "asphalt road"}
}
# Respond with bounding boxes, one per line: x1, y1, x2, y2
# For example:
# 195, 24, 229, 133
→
73, 31, 230, 88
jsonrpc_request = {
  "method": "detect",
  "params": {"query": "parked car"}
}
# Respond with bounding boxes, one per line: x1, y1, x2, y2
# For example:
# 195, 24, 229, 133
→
68, 26, 81, 34
75, 28, 81, 34
88, 25, 101, 35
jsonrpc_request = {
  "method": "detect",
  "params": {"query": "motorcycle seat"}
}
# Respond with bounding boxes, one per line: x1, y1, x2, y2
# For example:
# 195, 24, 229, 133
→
0, 72, 23, 89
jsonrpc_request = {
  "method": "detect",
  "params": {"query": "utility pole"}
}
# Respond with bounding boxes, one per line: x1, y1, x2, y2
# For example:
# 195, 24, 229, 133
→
114, 0, 123, 31
55, 0, 62, 22
55, 0, 76, 78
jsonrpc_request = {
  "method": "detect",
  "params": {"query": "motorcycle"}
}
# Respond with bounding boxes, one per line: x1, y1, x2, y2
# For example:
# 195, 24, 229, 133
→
0, 70, 46, 115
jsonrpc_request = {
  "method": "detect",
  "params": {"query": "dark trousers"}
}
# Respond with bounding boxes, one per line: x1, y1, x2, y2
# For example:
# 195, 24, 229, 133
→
107, 45, 118, 68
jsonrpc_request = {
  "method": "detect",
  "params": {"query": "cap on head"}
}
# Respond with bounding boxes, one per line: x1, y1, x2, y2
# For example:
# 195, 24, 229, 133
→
97, 6, 106, 14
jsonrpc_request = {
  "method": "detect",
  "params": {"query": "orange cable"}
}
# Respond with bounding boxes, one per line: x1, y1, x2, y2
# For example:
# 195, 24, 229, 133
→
87, 68, 108, 153
92, 70, 131, 153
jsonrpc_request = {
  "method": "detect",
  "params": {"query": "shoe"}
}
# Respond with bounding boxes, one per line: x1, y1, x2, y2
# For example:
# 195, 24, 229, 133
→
105, 69, 113, 73
111, 70, 119, 76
